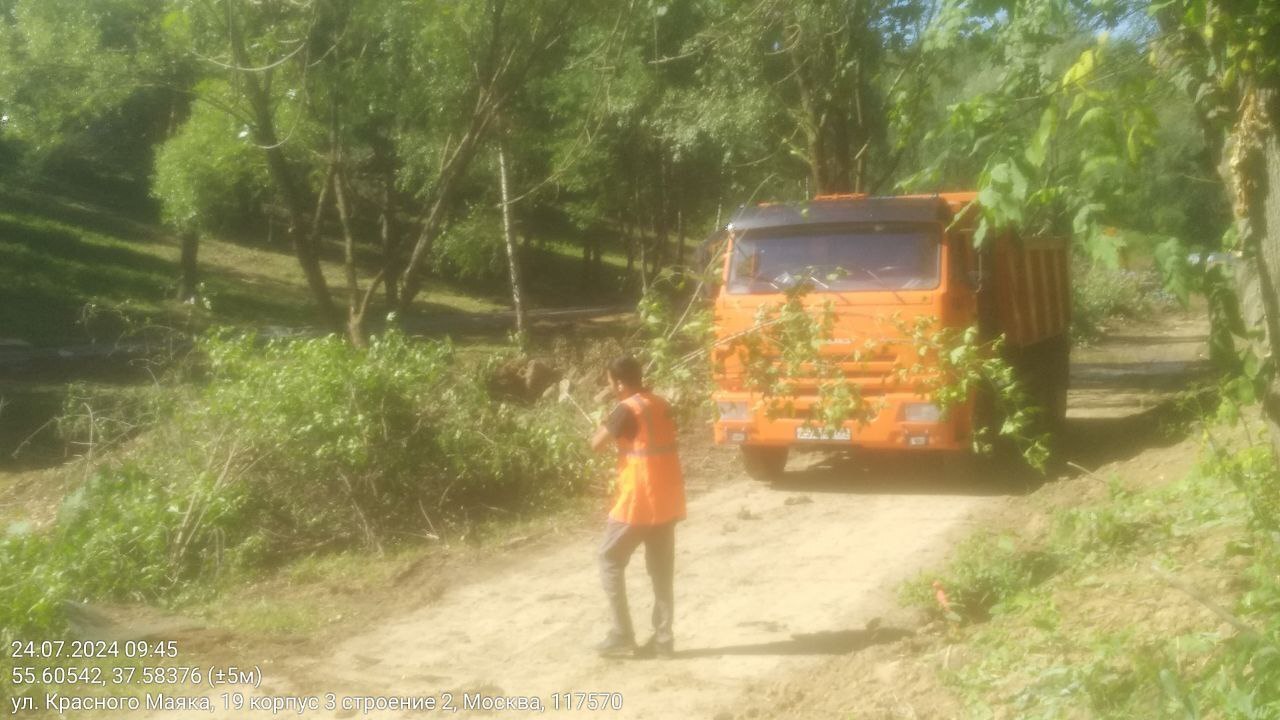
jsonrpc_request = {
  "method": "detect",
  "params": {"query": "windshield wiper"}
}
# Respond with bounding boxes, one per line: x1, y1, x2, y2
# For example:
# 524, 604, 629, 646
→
840, 263, 907, 304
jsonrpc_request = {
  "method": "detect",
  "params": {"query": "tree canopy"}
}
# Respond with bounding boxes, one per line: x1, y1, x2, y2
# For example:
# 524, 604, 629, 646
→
3, 0, 1279, 449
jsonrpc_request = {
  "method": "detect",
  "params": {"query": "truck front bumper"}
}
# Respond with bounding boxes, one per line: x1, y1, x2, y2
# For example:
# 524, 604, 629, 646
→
713, 392, 970, 451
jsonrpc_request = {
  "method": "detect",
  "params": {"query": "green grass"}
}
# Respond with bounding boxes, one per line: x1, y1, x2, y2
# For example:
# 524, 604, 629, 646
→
901, 424, 1280, 718
0, 209, 172, 345
0, 194, 524, 346
0, 183, 661, 348
0, 199, 345, 345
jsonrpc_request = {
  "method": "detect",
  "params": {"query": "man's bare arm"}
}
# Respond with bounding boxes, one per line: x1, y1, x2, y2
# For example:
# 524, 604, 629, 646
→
591, 425, 612, 452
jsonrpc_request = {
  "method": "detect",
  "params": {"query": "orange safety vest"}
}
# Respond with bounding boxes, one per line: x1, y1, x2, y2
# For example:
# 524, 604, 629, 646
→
610, 391, 686, 525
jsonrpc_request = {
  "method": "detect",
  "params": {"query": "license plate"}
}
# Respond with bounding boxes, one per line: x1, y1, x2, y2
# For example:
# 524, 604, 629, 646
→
795, 426, 852, 442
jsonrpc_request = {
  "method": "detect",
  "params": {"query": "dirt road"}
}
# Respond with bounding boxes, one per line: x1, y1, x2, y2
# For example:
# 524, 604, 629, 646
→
182, 468, 987, 720
132, 313, 1209, 720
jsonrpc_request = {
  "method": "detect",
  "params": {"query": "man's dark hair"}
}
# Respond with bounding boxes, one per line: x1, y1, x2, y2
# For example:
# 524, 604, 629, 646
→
607, 356, 644, 389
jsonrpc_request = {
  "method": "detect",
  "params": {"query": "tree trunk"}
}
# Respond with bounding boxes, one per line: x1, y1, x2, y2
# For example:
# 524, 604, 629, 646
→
224, 0, 342, 332
331, 167, 369, 348
498, 140, 527, 339
379, 156, 401, 308
676, 208, 685, 266
1229, 87, 1280, 453
398, 86, 504, 313
624, 218, 636, 276
851, 55, 869, 193
653, 153, 670, 277
176, 229, 199, 302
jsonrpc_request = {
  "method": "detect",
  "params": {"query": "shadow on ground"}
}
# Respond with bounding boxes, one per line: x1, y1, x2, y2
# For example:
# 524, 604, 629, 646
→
774, 452, 1035, 497
762, 392, 1206, 498
675, 627, 914, 659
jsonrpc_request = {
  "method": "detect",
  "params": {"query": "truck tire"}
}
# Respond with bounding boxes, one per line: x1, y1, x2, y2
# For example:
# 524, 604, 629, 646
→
1029, 337, 1070, 439
741, 445, 788, 482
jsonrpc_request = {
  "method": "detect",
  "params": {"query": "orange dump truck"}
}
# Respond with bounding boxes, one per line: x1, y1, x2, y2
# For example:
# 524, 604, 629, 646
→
711, 192, 1070, 480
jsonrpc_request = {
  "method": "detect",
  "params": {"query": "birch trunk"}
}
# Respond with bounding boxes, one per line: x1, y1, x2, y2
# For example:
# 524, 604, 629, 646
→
498, 140, 526, 338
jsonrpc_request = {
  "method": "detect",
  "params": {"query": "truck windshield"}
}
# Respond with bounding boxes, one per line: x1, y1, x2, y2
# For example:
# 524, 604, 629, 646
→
726, 222, 940, 294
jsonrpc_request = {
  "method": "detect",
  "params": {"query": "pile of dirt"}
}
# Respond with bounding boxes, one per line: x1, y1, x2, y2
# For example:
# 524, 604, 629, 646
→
487, 357, 564, 402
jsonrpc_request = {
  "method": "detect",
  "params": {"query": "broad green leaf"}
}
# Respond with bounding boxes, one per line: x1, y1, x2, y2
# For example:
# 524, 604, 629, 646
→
1024, 106, 1058, 168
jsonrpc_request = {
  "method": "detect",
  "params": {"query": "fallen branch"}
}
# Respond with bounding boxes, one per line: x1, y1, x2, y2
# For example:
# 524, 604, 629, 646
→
1150, 563, 1261, 641
1066, 461, 1108, 483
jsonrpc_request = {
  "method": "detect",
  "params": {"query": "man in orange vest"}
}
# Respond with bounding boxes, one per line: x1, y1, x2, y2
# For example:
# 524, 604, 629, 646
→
590, 356, 687, 658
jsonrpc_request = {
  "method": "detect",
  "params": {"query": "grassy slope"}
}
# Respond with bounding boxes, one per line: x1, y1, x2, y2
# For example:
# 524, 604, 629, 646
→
0, 185, 650, 348
0, 187, 514, 346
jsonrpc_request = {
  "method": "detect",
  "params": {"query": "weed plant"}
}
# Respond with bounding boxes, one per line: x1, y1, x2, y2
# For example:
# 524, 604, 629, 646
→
0, 330, 602, 640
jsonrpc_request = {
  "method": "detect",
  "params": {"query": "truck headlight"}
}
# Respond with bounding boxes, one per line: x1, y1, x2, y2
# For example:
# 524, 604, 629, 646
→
717, 401, 750, 421
902, 402, 941, 423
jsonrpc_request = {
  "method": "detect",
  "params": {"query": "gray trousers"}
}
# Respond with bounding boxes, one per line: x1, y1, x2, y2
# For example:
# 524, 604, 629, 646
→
599, 519, 675, 644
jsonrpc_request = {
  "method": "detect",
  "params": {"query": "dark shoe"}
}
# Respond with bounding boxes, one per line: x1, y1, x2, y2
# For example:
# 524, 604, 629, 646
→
635, 637, 674, 658
595, 635, 636, 658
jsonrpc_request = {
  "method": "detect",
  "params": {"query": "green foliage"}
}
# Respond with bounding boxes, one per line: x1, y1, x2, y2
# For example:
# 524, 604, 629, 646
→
907, 320, 1053, 467
638, 276, 1052, 468
431, 206, 507, 282
195, 330, 597, 549
1072, 259, 1177, 343
152, 93, 271, 233
730, 286, 881, 432
735, 290, 1051, 468
1, 462, 238, 637
1186, 442, 1280, 718
905, 395, 1280, 716
0, 330, 602, 638
1206, 441, 1280, 541
636, 266, 718, 417
905, 1, 1221, 306
0, 0, 189, 188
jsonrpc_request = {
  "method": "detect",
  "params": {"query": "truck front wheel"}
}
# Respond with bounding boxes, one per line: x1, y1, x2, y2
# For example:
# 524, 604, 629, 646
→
740, 445, 788, 482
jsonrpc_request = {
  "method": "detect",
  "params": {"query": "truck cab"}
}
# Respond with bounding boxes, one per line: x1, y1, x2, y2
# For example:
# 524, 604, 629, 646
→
710, 192, 1070, 480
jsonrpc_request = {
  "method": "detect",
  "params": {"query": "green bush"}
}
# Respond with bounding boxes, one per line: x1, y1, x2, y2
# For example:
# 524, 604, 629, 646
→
194, 330, 596, 551
1072, 259, 1175, 343
1, 464, 236, 633
0, 330, 601, 638
151, 91, 271, 233
1190, 444, 1280, 716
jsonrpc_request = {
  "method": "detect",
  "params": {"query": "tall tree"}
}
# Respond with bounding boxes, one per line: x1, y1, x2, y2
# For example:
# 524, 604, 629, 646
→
925, 0, 1279, 451
684, 0, 934, 195
156, 0, 592, 337
1154, 0, 1280, 451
